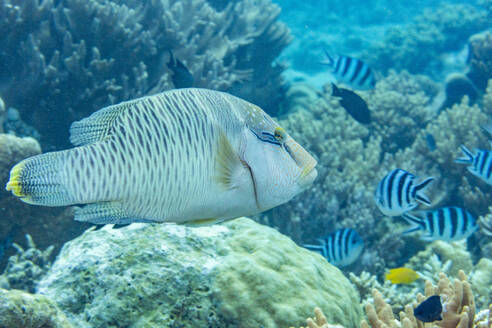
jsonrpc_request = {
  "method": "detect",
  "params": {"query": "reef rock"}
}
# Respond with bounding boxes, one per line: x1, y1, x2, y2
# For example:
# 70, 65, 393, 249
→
37, 218, 362, 328
0, 288, 72, 328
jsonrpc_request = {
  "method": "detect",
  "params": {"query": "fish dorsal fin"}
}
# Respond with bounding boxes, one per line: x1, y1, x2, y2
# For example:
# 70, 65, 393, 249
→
215, 131, 247, 190
69, 103, 127, 146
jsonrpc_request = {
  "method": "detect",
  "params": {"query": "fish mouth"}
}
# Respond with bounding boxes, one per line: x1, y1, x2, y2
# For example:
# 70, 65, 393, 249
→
298, 160, 318, 188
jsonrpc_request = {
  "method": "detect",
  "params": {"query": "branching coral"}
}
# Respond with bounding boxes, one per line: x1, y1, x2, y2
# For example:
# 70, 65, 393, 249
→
1, 0, 290, 148
363, 2, 490, 76
291, 307, 345, 328
361, 270, 477, 328
467, 32, 492, 91
0, 234, 54, 293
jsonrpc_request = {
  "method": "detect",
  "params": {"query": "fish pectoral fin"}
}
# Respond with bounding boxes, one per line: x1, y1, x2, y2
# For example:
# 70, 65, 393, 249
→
74, 201, 153, 225
215, 132, 247, 190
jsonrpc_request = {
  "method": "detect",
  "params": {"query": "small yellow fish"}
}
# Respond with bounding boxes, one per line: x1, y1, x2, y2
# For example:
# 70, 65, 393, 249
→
385, 267, 420, 284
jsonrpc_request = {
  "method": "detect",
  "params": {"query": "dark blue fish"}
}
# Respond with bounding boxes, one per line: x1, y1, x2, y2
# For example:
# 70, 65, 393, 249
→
455, 145, 492, 185
331, 83, 371, 124
414, 295, 443, 323
167, 50, 194, 89
402, 206, 478, 242
425, 133, 436, 152
374, 169, 434, 217
322, 50, 376, 90
303, 228, 364, 267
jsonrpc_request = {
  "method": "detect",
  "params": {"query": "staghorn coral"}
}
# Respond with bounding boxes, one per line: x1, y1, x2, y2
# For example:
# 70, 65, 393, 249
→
1, 0, 290, 149
361, 270, 477, 328
0, 234, 54, 293
473, 304, 491, 328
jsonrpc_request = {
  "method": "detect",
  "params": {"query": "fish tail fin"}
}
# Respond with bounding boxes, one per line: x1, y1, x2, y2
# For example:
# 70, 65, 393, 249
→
402, 213, 425, 235
5, 151, 71, 206
414, 177, 434, 206
455, 145, 474, 165
321, 49, 334, 66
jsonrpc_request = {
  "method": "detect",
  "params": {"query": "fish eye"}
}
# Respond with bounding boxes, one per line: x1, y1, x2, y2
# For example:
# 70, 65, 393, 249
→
274, 127, 286, 142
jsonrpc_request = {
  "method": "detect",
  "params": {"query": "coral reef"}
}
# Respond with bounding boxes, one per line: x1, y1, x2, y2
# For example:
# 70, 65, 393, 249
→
37, 218, 362, 328
364, 2, 490, 77
361, 270, 477, 328
0, 0, 290, 149
0, 288, 72, 328
292, 307, 344, 328
0, 234, 54, 293
263, 73, 492, 275
467, 32, 492, 92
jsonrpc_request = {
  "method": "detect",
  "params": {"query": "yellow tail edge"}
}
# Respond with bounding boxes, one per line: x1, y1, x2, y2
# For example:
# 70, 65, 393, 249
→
5, 162, 27, 197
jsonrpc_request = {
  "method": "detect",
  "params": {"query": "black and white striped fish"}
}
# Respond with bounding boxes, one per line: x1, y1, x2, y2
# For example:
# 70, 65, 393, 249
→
303, 228, 364, 267
322, 50, 376, 90
402, 206, 478, 241
375, 169, 434, 217
455, 145, 492, 185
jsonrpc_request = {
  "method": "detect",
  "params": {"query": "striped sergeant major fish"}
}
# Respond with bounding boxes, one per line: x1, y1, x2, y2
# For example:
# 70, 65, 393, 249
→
455, 145, 492, 185
303, 228, 364, 267
322, 50, 376, 90
402, 206, 478, 242
375, 169, 434, 217
6, 88, 317, 225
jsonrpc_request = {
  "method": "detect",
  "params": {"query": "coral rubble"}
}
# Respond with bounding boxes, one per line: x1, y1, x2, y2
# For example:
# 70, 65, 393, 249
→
37, 218, 362, 328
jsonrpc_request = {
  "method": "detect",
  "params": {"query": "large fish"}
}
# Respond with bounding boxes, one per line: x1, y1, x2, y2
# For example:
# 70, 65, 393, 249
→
6, 88, 317, 225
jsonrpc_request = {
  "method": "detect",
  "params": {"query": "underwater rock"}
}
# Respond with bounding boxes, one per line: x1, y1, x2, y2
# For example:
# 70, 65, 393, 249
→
37, 218, 363, 328
0, 288, 72, 328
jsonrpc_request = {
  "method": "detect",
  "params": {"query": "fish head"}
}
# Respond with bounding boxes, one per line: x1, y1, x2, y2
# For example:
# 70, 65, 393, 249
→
240, 104, 317, 211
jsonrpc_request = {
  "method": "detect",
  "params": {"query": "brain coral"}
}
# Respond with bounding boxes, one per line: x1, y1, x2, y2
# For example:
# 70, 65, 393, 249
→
37, 218, 362, 328
0, 0, 290, 148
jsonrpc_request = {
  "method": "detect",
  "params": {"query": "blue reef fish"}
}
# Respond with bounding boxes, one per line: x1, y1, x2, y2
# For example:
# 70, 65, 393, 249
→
322, 50, 376, 90
303, 228, 364, 267
331, 83, 371, 124
414, 295, 443, 323
455, 145, 492, 185
402, 206, 478, 241
6, 88, 318, 225
374, 169, 434, 217
425, 133, 436, 152
167, 50, 194, 89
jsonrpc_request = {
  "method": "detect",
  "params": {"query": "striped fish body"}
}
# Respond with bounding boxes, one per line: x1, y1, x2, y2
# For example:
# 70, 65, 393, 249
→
455, 145, 492, 185
303, 228, 364, 267
375, 169, 434, 217
402, 206, 478, 242
323, 50, 375, 90
6, 89, 317, 225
